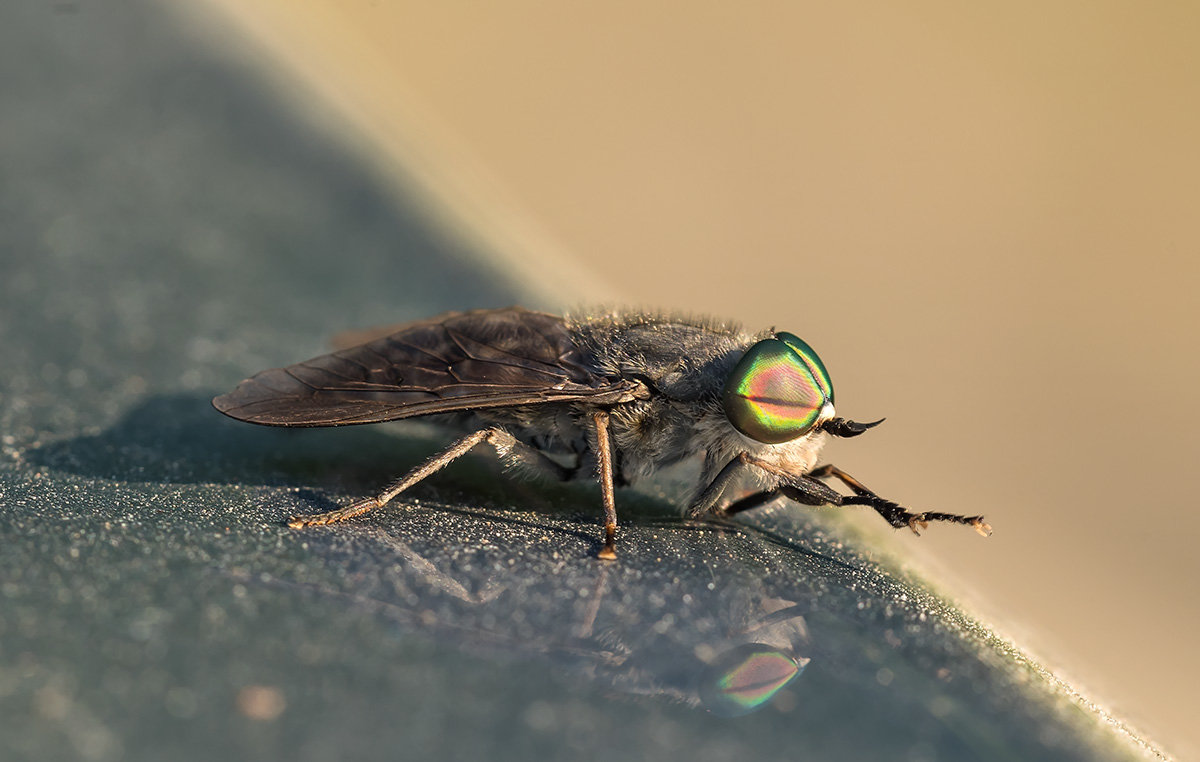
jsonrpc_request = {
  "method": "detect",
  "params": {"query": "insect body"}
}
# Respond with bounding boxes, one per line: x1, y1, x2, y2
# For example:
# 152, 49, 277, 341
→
213, 307, 989, 558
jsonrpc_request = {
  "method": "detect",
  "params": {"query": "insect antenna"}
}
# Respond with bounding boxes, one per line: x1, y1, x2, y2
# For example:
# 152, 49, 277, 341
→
822, 417, 885, 438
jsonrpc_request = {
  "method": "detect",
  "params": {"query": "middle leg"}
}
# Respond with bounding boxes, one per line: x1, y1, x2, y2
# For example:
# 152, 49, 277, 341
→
592, 410, 619, 561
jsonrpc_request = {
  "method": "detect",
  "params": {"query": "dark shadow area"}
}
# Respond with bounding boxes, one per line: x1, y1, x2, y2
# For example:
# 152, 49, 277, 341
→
25, 393, 433, 487
25, 392, 685, 530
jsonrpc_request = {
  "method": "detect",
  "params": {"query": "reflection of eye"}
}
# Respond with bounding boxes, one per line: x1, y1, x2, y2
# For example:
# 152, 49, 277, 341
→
722, 336, 834, 444
697, 643, 805, 717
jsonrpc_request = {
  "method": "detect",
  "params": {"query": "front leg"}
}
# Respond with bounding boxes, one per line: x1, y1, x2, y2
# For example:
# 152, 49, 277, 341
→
691, 452, 845, 517
686, 456, 755, 517
725, 454, 991, 536
807, 463, 991, 536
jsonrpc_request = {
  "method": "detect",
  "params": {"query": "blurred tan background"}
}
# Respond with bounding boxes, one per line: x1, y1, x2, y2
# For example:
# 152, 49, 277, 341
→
191, 2, 1198, 757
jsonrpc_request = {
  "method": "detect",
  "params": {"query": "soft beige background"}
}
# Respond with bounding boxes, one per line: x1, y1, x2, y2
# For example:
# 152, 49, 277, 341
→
190, 2, 1198, 757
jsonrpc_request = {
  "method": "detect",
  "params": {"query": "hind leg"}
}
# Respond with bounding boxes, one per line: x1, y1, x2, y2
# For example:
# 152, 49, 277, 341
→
288, 427, 551, 527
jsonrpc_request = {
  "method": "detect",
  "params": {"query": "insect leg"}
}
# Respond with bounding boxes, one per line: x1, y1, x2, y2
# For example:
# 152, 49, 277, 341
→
592, 411, 619, 561
687, 456, 755, 517
719, 472, 843, 514
740, 456, 991, 536
806, 464, 874, 495
694, 454, 845, 516
287, 427, 526, 528
807, 463, 991, 536
721, 489, 787, 515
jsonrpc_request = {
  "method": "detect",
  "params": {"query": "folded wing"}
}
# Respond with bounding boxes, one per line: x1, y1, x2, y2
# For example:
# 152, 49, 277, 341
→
212, 307, 637, 427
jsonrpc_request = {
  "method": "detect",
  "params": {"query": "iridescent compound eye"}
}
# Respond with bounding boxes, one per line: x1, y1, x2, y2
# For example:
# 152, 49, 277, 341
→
722, 334, 834, 444
775, 331, 833, 403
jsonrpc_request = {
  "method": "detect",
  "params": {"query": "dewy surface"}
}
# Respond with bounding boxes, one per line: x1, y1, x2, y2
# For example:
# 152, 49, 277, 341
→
0, 3, 1163, 761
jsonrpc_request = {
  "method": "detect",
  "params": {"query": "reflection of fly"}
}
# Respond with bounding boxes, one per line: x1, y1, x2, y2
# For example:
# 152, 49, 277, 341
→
213, 307, 990, 559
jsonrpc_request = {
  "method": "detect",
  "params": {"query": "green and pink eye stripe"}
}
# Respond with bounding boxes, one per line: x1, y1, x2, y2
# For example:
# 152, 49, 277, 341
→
722, 332, 835, 445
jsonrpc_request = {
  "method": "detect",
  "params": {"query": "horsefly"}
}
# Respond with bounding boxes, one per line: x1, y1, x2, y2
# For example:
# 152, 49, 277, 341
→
213, 307, 990, 559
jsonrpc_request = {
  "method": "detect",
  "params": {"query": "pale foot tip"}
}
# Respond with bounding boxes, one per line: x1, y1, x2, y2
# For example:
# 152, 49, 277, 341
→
907, 516, 929, 535
597, 546, 618, 562
972, 517, 992, 537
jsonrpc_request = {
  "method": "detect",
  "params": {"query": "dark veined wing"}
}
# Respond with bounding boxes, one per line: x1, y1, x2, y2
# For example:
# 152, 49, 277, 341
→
212, 307, 641, 427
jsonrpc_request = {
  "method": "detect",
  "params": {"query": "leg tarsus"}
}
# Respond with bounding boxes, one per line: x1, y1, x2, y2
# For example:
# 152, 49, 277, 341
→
288, 496, 380, 528
912, 510, 992, 536
598, 522, 617, 561
837, 489, 990, 537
